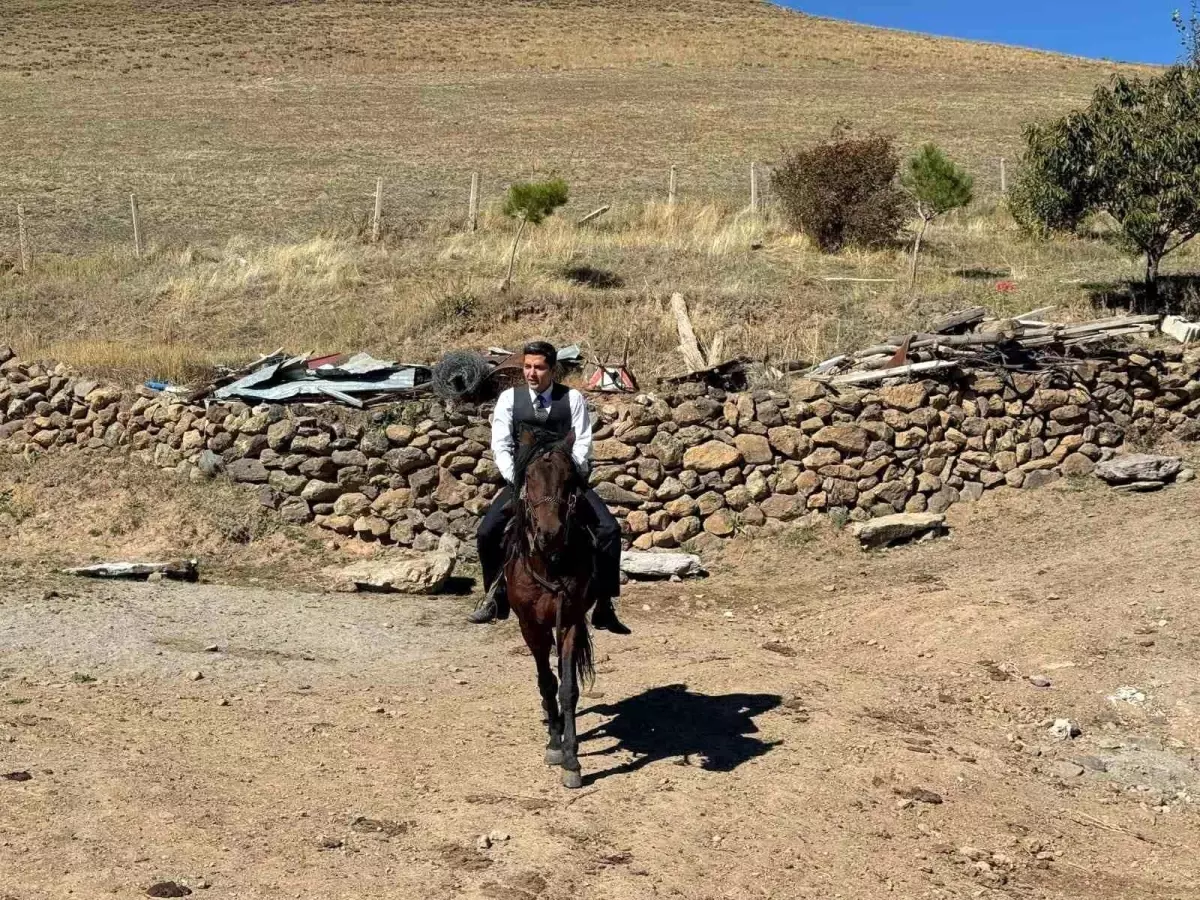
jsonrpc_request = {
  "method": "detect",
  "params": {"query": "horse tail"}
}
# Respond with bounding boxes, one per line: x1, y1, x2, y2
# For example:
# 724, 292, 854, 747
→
574, 618, 595, 691
555, 594, 595, 691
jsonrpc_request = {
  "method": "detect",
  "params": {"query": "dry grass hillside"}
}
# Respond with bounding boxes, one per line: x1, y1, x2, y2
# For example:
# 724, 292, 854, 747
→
0, 0, 1170, 382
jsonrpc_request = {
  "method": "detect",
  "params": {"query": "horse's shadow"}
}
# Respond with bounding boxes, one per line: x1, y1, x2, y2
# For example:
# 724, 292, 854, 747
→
576, 683, 782, 785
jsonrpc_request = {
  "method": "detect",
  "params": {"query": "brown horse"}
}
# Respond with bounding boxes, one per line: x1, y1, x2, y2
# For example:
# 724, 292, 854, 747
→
504, 425, 596, 789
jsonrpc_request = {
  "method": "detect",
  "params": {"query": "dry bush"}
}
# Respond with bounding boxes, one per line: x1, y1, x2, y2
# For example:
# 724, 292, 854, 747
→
772, 126, 905, 252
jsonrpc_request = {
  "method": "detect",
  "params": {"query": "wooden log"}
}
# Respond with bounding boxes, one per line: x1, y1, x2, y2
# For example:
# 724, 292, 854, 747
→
670, 293, 708, 373
576, 205, 611, 226
668, 165, 677, 207
706, 332, 725, 368
929, 306, 987, 334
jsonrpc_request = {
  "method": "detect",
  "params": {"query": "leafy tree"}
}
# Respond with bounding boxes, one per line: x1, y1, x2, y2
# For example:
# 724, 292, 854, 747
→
771, 124, 904, 252
901, 144, 973, 290
1011, 65, 1200, 309
499, 178, 569, 292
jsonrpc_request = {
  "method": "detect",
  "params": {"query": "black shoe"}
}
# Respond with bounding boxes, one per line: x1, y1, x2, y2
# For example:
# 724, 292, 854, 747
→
592, 596, 631, 635
467, 597, 497, 624
468, 581, 509, 624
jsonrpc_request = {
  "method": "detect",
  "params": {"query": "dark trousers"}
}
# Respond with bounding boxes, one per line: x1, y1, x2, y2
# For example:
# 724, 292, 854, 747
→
477, 486, 622, 599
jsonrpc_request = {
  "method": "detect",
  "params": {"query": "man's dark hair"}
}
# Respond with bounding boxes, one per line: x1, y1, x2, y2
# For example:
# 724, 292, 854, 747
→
522, 340, 557, 367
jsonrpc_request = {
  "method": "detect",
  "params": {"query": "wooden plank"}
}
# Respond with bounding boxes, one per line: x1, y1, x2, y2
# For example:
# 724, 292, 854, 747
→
830, 360, 958, 385
372, 177, 383, 242
129, 193, 143, 259
468, 172, 480, 232
706, 332, 725, 368
671, 292, 708, 373
16, 203, 29, 274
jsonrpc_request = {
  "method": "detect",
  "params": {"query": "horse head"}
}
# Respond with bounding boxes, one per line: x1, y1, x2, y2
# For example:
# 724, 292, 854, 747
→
517, 426, 579, 556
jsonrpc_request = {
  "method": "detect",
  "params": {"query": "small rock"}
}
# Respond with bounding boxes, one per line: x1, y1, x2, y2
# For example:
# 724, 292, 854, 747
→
317, 837, 344, 850
146, 883, 192, 898
476, 834, 492, 851
1052, 761, 1085, 779
188, 671, 204, 682
1028, 675, 1051, 688
1108, 686, 1146, 704
1049, 718, 1081, 740
217, 698, 229, 707
487, 829, 510, 843
204, 644, 220, 653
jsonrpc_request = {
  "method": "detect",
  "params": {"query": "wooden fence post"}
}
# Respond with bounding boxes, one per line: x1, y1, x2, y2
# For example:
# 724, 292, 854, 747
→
468, 172, 480, 232
668, 165, 677, 207
16, 204, 29, 274
372, 177, 383, 242
750, 162, 760, 213
129, 193, 143, 259
1000, 158, 1007, 194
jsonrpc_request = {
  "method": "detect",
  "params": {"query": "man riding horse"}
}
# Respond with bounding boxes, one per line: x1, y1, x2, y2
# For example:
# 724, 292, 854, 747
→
468, 340, 631, 635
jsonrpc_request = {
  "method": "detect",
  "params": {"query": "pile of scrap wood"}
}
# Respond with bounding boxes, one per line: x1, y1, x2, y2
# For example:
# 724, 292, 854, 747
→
195, 351, 433, 407
802, 307, 1161, 386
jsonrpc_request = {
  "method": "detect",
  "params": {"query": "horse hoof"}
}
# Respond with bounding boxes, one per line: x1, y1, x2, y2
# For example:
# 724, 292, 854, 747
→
561, 769, 583, 790
544, 748, 565, 766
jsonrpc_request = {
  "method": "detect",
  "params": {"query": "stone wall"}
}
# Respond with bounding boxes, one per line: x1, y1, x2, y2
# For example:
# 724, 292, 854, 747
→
3, 343, 1199, 552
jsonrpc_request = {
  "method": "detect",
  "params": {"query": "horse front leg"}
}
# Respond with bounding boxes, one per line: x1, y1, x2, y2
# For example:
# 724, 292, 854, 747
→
523, 621, 563, 765
557, 623, 583, 789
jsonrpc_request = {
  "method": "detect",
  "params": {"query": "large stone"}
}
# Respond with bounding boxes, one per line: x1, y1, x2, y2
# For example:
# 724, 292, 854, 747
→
760, 494, 802, 521
385, 446, 428, 474
337, 551, 456, 594
879, 383, 928, 411
813, 424, 868, 454
371, 488, 414, 521
278, 497, 313, 524
703, 509, 737, 537
301, 480, 343, 503
594, 481, 645, 507
433, 470, 472, 507
620, 550, 705, 579
767, 426, 810, 459
648, 432, 685, 469
333, 493, 371, 517
670, 516, 702, 543
672, 398, 721, 426
1094, 453, 1183, 485
1060, 453, 1095, 477
683, 441, 743, 474
593, 439, 637, 462
734, 433, 772, 465
227, 458, 269, 484
664, 496, 700, 518
852, 512, 947, 549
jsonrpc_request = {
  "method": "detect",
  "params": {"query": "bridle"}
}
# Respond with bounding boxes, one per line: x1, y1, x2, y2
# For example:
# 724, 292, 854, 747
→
517, 448, 582, 598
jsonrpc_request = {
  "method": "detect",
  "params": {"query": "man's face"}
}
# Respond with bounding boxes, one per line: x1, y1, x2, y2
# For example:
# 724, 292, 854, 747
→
523, 353, 553, 393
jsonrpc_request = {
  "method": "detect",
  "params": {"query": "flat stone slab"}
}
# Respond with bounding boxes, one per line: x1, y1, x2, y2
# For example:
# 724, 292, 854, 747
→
620, 551, 706, 579
337, 551, 455, 594
852, 513, 947, 549
1094, 454, 1182, 485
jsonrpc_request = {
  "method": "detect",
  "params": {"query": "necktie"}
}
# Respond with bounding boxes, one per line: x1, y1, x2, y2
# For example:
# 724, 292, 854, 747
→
535, 392, 549, 420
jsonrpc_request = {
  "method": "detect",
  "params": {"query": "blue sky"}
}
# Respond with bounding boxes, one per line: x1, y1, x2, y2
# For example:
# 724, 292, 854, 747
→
779, 2, 1184, 64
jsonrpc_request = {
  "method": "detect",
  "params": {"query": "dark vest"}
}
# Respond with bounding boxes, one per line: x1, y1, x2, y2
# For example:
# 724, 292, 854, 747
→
511, 384, 573, 439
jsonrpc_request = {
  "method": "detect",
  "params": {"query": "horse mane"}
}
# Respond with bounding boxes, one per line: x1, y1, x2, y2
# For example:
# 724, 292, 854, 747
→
512, 424, 578, 494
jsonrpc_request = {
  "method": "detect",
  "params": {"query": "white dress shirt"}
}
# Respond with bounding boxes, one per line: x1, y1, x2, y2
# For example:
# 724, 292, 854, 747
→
491, 385, 593, 484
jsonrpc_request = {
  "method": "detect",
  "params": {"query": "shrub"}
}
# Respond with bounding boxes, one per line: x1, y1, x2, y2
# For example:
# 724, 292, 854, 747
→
499, 177, 569, 291
772, 125, 904, 252
901, 143, 973, 289
1011, 64, 1200, 310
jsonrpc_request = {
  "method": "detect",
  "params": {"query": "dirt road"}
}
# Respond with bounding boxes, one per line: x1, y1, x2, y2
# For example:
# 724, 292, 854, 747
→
3, 480, 1200, 899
